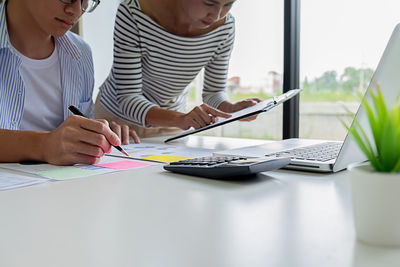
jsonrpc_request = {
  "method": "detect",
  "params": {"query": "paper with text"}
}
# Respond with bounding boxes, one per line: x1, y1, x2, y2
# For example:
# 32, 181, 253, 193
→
0, 156, 154, 181
0, 172, 46, 190
107, 143, 213, 162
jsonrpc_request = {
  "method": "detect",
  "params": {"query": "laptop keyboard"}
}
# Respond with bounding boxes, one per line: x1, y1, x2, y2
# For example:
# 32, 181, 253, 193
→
265, 142, 342, 162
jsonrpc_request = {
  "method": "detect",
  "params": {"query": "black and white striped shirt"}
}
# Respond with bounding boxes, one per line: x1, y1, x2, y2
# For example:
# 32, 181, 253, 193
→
99, 0, 235, 127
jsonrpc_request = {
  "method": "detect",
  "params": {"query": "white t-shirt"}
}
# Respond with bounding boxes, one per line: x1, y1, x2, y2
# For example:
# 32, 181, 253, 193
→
13, 45, 64, 131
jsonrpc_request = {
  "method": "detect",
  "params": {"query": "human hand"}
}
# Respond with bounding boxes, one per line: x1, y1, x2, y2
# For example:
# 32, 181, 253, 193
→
42, 115, 121, 165
109, 121, 140, 145
231, 98, 262, 121
179, 103, 232, 130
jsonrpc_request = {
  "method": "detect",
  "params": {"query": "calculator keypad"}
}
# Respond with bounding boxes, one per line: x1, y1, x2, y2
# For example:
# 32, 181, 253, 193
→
164, 156, 291, 179
169, 156, 248, 166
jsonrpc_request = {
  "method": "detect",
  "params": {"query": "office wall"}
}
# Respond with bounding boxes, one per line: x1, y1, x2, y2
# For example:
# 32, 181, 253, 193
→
81, 0, 122, 99
70, 21, 82, 35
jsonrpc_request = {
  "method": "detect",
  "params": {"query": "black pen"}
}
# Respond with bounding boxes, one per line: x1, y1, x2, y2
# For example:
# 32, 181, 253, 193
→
68, 105, 130, 157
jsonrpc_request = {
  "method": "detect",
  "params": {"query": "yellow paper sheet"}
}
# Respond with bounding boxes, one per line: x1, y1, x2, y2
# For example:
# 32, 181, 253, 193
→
141, 155, 192, 163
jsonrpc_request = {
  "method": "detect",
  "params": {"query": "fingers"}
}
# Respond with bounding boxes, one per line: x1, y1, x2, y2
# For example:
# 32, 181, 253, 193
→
109, 121, 122, 141
235, 98, 262, 122
66, 115, 116, 153
186, 108, 210, 129
109, 121, 127, 145
234, 99, 259, 111
239, 114, 259, 122
184, 104, 232, 129
73, 141, 108, 158
193, 106, 214, 125
250, 97, 262, 102
44, 128, 105, 166
120, 124, 130, 145
74, 154, 101, 165
75, 129, 113, 154
189, 116, 203, 129
109, 121, 140, 145
59, 153, 101, 166
45, 116, 121, 166
67, 116, 140, 155
201, 104, 232, 118
79, 118, 121, 147
129, 129, 140, 144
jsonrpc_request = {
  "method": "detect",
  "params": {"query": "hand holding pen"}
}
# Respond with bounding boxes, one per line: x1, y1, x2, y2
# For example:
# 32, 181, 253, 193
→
68, 105, 131, 157
37, 107, 125, 165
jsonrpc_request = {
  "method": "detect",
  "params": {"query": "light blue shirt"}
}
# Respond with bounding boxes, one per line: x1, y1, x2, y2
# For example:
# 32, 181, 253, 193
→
0, 1, 94, 130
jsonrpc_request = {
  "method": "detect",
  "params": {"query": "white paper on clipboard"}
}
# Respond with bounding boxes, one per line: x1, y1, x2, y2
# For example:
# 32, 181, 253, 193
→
164, 88, 302, 143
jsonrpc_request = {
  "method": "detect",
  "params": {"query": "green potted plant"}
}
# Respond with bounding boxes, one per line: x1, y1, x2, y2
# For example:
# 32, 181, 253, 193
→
345, 86, 400, 247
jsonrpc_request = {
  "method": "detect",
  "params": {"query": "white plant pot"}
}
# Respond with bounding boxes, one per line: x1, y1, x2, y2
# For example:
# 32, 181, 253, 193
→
348, 162, 400, 247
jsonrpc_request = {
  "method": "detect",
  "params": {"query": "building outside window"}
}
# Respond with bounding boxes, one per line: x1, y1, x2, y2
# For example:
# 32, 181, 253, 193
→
188, 0, 284, 140
300, 0, 400, 140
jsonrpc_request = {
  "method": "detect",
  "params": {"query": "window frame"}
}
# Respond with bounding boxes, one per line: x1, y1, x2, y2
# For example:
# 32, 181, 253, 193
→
283, 0, 300, 139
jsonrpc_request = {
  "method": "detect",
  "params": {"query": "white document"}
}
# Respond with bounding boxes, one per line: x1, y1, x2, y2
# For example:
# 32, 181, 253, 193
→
0, 171, 46, 191
0, 156, 150, 181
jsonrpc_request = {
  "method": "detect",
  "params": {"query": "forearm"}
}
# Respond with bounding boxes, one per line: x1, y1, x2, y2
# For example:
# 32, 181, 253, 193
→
0, 130, 48, 163
145, 107, 184, 128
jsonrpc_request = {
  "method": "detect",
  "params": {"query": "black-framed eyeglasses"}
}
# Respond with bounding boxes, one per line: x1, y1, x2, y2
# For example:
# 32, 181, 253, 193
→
59, 0, 101, 13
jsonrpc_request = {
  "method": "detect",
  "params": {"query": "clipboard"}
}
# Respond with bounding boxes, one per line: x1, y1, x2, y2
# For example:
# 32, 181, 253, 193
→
164, 88, 302, 143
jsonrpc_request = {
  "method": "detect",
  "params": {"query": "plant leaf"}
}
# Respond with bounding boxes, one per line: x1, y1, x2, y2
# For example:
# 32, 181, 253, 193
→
349, 119, 381, 169
342, 85, 400, 173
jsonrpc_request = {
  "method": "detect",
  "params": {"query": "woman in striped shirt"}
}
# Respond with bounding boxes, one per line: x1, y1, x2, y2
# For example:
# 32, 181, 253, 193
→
0, 0, 139, 165
95, 0, 261, 137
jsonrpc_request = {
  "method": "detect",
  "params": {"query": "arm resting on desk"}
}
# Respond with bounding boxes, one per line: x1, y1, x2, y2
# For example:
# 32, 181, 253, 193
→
0, 129, 48, 163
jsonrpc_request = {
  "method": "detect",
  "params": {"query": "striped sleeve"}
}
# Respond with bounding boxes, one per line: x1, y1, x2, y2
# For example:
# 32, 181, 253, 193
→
65, 32, 95, 119
202, 18, 235, 108
100, 0, 237, 127
112, 2, 157, 126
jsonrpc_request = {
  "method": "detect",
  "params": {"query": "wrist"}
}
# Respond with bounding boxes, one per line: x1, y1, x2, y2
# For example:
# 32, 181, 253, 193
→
218, 101, 234, 113
167, 110, 190, 129
33, 131, 50, 163
146, 107, 185, 128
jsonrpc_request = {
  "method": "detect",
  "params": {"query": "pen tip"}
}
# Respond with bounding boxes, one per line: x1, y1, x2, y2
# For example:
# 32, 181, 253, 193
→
121, 150, 129, 157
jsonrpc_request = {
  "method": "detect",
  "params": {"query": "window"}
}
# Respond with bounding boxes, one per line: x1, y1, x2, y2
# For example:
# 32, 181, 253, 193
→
189, 0, 284, 140
300, 0, 400, 140
81, 0, 121, 99
83, 0, 283, 140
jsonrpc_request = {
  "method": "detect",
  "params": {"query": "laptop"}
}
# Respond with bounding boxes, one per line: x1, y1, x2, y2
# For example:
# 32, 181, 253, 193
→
214, 23, 400, 173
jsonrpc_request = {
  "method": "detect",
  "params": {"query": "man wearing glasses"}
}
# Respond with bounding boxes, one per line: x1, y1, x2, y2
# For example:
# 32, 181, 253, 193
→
60, 0, 100, 13
0, 0, 139, 166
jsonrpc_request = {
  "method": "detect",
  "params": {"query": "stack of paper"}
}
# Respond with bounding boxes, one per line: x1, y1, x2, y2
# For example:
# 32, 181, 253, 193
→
0, 172, 46, 191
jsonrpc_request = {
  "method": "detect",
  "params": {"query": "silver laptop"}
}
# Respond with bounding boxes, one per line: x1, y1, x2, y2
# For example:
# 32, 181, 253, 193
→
214, 23, 400, 172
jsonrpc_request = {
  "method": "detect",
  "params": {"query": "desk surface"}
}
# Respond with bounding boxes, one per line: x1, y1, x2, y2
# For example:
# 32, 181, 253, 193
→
0, 136, 399, 267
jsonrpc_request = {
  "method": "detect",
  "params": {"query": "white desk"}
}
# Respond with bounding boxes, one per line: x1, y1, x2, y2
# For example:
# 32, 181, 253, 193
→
0, 136, 399, 267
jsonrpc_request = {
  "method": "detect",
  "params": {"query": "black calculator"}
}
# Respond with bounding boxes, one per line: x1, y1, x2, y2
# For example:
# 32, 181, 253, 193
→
163, 156, 290, 179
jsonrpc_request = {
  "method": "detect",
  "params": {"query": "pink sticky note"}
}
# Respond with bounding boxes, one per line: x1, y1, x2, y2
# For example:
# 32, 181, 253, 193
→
95, 160, 150, 170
